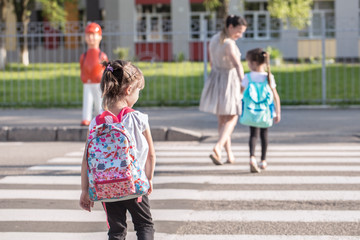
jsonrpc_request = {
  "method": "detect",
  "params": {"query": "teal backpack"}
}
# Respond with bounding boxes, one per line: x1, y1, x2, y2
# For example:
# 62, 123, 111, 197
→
240, 73, 275, 128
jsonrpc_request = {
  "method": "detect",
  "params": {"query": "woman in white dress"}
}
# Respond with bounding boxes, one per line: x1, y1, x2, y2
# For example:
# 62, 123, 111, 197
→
199, 15, 247, 165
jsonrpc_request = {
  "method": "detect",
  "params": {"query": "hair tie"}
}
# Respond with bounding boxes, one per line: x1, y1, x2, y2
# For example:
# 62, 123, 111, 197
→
106, 64, 113, 73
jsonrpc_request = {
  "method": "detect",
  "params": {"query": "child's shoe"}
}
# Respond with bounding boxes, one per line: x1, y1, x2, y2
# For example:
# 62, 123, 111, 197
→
259, 160, 267, 170
250, 157, 261, 173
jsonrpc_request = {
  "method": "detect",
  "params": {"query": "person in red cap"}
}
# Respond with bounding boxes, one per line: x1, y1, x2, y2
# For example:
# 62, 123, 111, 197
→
80, 22, 108, 126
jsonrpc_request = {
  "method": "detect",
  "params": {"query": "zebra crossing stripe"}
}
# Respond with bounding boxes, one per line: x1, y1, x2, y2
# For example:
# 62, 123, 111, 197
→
155, 151, 360, 157
26, 164, 360, 172
154, 144, 360, 151
1, 189, 360, 201
2, 175, 360, 185
0, 232, 359, 240
46, 157, 360, 164
47, 157, 81, 164
0, 209, 360, 222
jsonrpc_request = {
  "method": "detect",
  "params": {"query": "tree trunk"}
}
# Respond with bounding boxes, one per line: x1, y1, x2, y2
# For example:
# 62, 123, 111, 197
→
20, 21, 29, 66
218, 0, 229, 20
0, 43, 6, 70
12, 0, 33, 66
0, 0, 8, 69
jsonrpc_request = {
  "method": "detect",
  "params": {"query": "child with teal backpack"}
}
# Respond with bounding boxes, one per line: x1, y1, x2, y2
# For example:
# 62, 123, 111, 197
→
240, 48, 281, 173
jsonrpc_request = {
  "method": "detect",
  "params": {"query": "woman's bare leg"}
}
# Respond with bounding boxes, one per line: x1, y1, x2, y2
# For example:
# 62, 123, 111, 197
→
213, 115, 238, 161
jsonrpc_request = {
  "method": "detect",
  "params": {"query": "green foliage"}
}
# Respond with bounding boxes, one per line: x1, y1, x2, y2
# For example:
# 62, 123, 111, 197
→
266, 46, 283, 60
203, 0, 229, 19
113, 47, 130, 60
203, 0, 222, 11
268, 0, 313, 29
36, 0, 68, 24
176, 52, 185, 62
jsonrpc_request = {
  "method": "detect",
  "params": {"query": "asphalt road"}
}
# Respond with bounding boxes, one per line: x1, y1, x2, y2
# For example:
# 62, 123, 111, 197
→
0, 141, 359, 239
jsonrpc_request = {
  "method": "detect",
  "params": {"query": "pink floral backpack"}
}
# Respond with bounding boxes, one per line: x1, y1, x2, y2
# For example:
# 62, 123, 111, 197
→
86, 107, 150, 202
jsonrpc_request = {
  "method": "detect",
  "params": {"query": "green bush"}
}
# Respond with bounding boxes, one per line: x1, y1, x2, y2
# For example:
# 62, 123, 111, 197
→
113, 47, 130, 60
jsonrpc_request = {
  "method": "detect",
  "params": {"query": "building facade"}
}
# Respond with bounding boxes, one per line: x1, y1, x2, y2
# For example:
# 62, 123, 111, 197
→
3, 0, 360, 61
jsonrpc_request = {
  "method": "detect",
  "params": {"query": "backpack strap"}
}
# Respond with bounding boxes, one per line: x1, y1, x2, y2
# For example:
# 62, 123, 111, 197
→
95, 107, 135, 125
95, 111, 119, 125
117, 107, 135, 122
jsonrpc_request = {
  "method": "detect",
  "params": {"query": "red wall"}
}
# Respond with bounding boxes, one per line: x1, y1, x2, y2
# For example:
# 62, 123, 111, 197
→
135, 42, 172, 61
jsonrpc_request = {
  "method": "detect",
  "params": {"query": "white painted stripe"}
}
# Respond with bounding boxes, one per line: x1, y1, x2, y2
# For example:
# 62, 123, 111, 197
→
47, 157, 82, 164
156, 157, 360, 163
154, 144, 360, 151
65, 152, 83, 157
45, 157, 360, 164
1, 233, 359, 240
28, 165, 81, 171
26, 164, 360, 172
64, 149, 360, 158
0, 176, 80, 185
0, 209, 359, 223
2, 175, 360, 186
156, 151, 360, 157
154, 175, 360, 185
0, 142, 23, 146
155, 165, 360, 172
1, 189, 360, 201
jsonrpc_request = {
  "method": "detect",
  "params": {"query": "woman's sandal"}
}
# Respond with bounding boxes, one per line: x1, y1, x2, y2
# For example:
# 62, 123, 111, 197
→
209, 149, 222, 165
225, 158, 235, 164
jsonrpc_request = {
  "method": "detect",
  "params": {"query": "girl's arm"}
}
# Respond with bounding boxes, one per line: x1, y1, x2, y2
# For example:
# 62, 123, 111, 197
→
143, 127, 156, 195
272, 88, 281, 123
80, 132, 94, 212
225, 41, 244, 82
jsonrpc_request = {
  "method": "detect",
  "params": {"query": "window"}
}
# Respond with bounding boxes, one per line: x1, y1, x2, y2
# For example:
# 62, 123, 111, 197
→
136, 4, 171, 42
190, 3, 219, 40
298, 0, 335, 38
243, 1, 281, 40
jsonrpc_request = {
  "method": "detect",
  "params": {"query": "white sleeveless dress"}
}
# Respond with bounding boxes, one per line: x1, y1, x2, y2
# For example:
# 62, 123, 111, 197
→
199, 32, 242, 115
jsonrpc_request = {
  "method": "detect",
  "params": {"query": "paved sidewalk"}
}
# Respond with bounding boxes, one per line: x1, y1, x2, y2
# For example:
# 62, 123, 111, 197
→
0, 106, 359, 143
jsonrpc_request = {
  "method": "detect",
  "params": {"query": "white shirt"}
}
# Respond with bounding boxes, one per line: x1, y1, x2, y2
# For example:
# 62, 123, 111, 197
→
242, 71, 277, 89
89, 110, 149, 169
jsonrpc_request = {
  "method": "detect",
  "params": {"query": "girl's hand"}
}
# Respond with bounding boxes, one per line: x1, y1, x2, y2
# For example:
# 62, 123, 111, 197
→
80, 191, 94, 212
274, 114, 281, 124
147, 179, 153, 195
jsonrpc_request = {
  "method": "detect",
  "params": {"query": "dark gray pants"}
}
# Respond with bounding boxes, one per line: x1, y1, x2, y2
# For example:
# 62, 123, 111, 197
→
103, 195, 154, 240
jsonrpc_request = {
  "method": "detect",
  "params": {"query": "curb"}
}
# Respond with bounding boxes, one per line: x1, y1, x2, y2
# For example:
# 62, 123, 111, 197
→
0, 126, 205, 142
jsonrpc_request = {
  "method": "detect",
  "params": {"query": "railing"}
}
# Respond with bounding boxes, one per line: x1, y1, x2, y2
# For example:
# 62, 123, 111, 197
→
0, 19, 359, 107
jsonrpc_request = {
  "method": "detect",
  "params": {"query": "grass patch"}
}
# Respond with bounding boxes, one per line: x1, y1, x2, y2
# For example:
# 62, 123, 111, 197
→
0, 61, 359, 108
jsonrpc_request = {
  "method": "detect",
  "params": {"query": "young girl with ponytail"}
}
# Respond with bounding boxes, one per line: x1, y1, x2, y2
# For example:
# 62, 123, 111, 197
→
241, 48, 281, 173
80, 60, 156, 240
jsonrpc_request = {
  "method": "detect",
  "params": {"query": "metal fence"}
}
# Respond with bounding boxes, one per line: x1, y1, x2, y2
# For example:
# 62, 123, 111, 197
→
0, 19, 360, 107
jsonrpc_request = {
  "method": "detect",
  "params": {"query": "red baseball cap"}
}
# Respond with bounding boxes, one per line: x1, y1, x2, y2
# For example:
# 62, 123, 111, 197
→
85, 22, 102, 35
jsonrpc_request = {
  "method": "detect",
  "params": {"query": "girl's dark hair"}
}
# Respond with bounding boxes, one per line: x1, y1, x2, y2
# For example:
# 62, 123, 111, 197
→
220, 15, 247, 42
246, 48, 272, 86
100, 60, 144, 110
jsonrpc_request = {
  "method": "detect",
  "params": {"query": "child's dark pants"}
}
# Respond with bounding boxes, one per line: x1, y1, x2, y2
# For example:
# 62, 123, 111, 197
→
249, 126, 268, 160
103, 195, 154, 240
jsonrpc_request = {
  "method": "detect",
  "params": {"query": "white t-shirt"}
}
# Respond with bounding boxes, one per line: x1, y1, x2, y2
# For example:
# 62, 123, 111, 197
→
89, 110, 149, 169
241, 71, 277, 89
